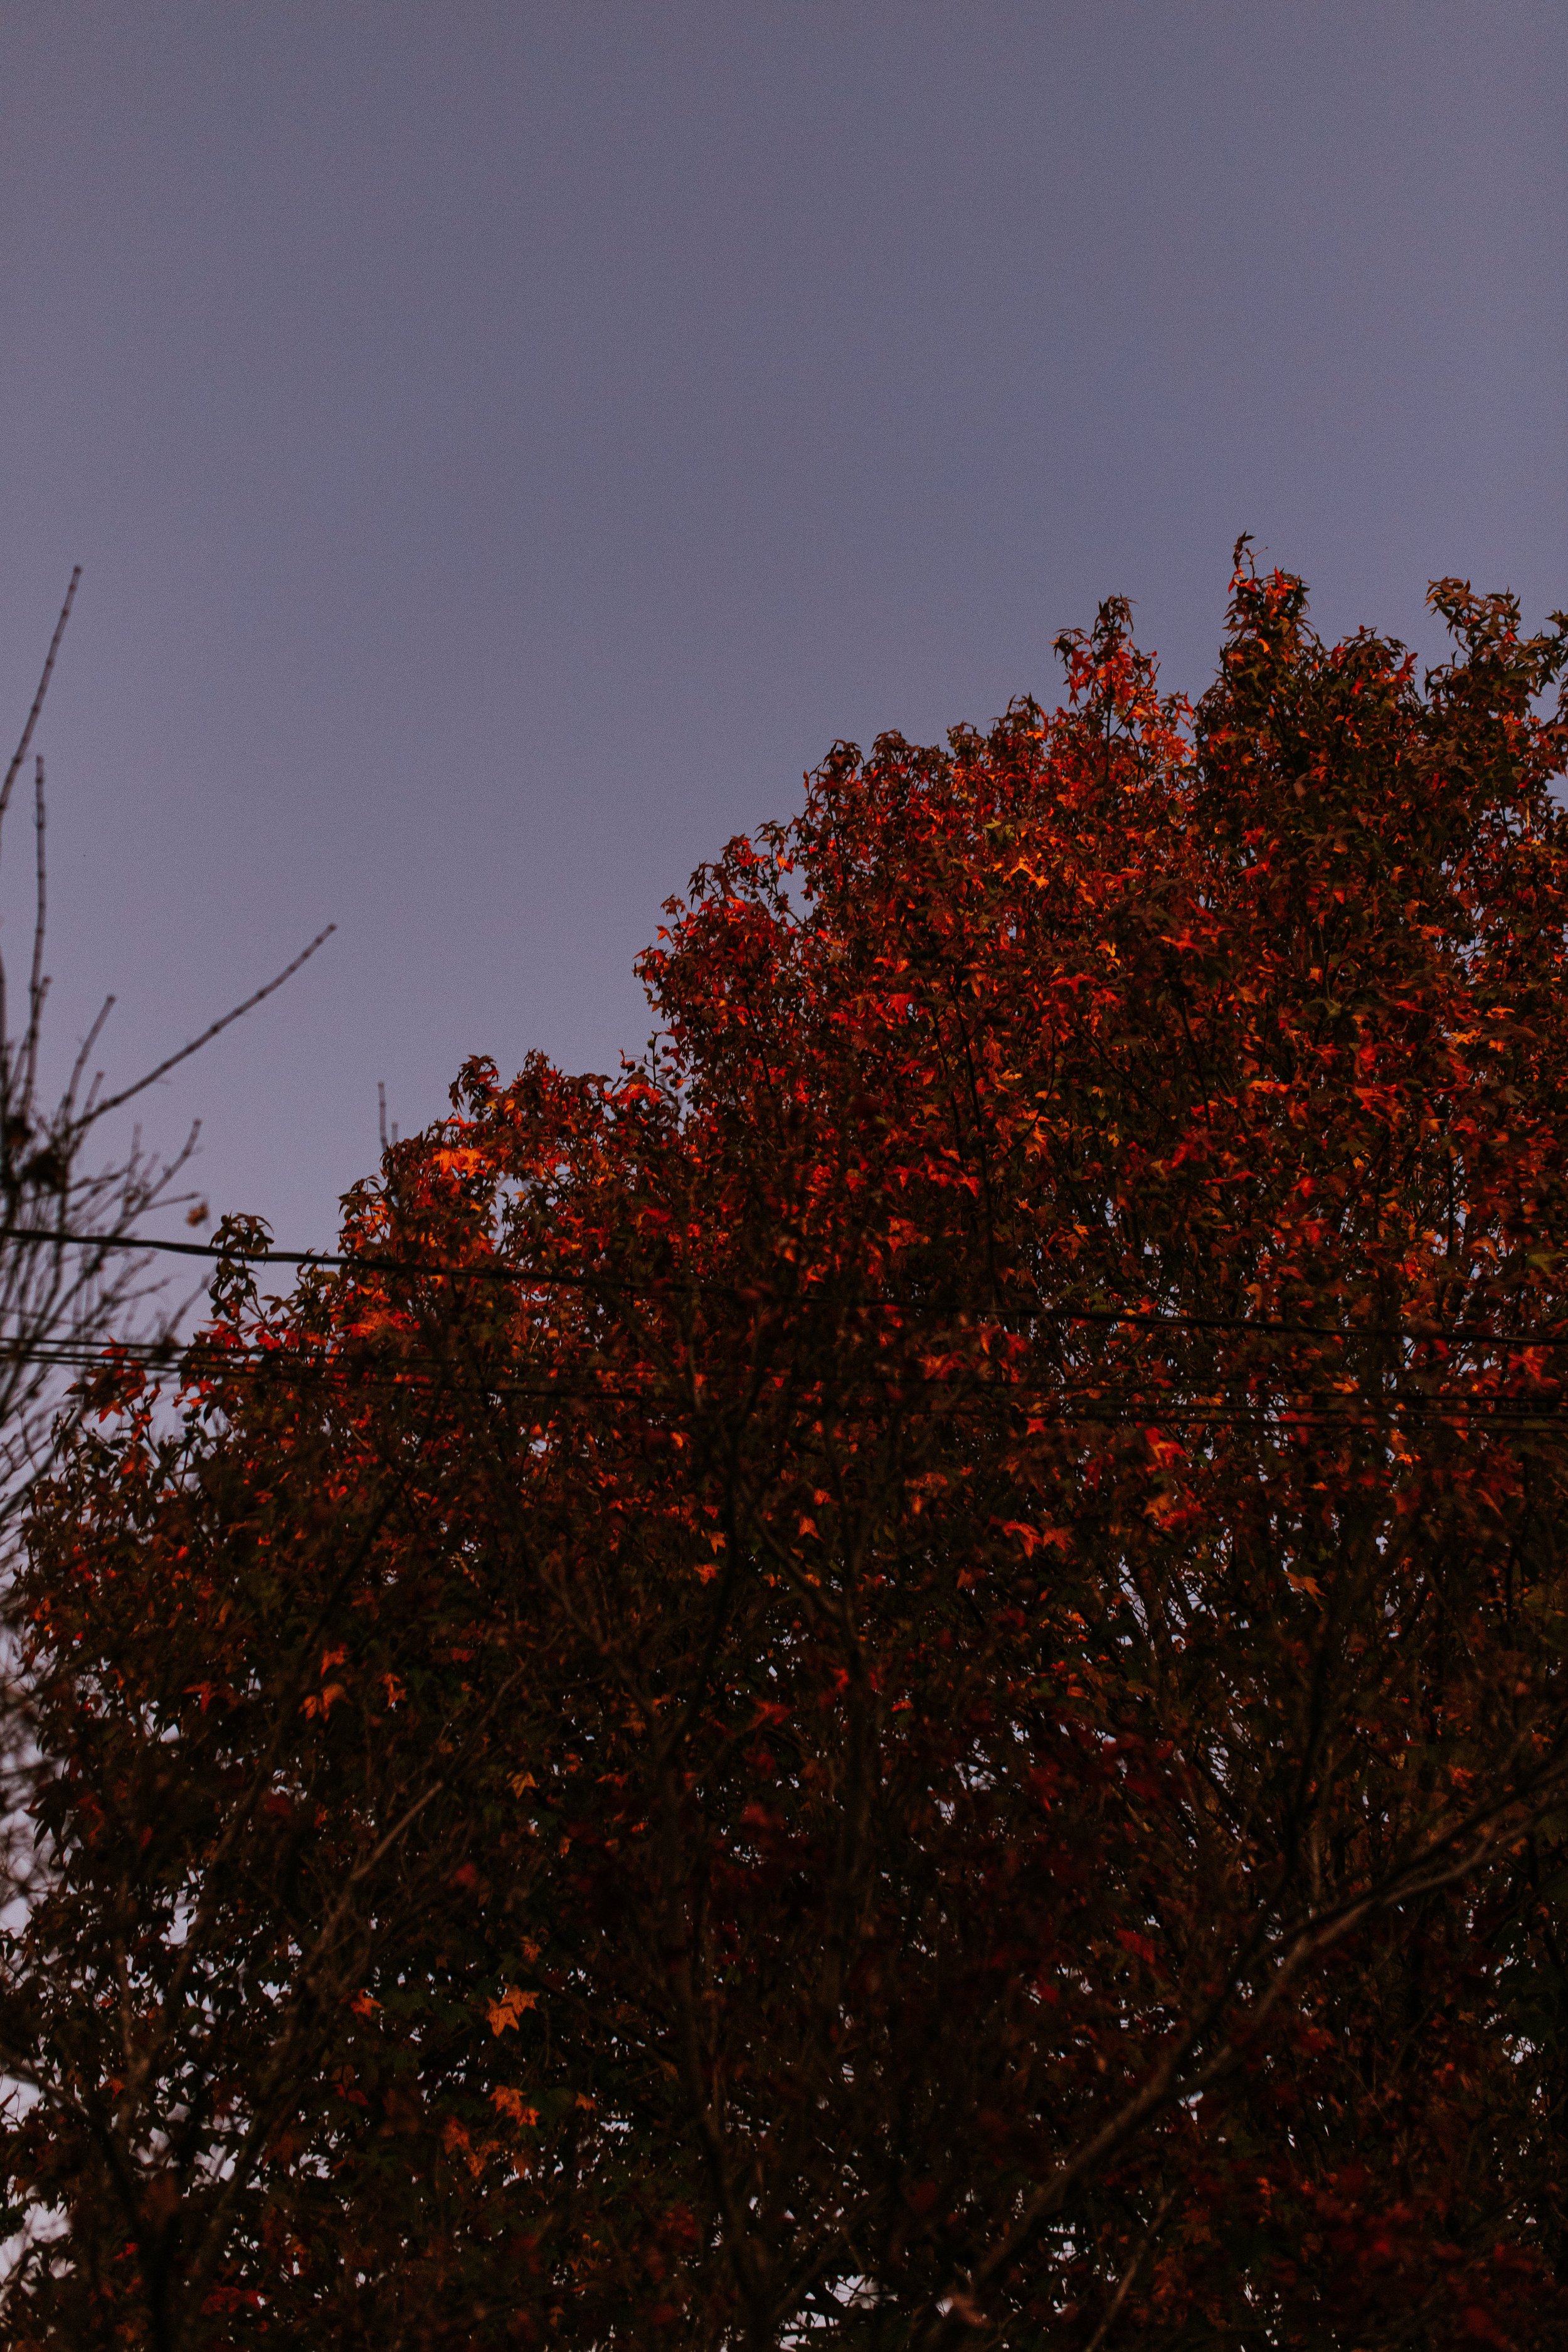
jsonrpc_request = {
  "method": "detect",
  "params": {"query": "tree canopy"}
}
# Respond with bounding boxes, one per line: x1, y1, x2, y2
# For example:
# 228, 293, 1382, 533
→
4, 552, 1568, 2349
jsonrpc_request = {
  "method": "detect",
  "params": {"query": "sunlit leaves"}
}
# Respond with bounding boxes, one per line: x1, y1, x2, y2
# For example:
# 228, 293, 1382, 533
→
5, 554, 1568, 2348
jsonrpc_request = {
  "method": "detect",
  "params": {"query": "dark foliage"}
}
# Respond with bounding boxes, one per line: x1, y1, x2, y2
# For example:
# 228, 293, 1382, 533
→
4, 553, 1568, 2349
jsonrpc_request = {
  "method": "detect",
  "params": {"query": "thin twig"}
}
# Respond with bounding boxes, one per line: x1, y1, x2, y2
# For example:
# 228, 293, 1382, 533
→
24, 757, 48, 1109
0, 566, 79, 832
90, 923, 337, 1122
1082, 2189, 1176, 2352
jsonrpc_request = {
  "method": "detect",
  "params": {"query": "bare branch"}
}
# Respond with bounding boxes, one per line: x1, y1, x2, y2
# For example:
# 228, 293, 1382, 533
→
0, 567, 79, 834
88, 923, 336, 1124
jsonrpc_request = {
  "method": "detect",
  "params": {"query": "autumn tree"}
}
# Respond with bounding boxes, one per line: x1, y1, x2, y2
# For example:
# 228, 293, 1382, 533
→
0, 571, 332, 2319
0, 574, 332, 1514
4, 550, 1568, 2349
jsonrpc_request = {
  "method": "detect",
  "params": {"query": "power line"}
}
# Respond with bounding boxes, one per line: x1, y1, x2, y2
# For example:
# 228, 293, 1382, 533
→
2, 1225, 1565, 1354
11, 1332, 1563, 1438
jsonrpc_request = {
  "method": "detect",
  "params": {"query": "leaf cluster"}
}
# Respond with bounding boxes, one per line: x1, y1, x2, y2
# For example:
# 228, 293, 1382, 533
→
5, 554, 1568, 2348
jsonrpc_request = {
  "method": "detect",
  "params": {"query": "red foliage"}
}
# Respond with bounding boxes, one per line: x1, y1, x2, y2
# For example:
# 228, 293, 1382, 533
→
4, 551, 1568, 2348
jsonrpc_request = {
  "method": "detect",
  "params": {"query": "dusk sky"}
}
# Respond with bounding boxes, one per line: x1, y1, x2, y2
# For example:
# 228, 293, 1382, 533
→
1, 2, 1563, 1257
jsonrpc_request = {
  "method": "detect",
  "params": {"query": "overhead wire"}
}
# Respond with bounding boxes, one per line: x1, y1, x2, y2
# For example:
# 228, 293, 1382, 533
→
1, 1227, 1565, 1442
2, 1224, 1567, 1354
3, 1331, 1562, 1439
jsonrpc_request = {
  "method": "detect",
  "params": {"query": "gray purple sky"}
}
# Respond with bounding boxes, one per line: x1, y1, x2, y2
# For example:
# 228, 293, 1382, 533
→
1, 2, 1563, 1254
